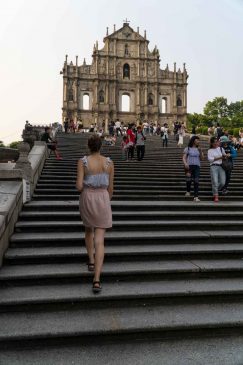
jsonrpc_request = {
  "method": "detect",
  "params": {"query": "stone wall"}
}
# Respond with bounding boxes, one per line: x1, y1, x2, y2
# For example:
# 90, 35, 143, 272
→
0, 140, 50, 267
0, 177, 23, 266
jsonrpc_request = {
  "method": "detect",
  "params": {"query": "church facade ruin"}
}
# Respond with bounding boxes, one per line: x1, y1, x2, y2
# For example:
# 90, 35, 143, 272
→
61, 21, 188, 129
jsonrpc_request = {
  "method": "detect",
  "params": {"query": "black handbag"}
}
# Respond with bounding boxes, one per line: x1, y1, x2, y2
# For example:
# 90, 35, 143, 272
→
221, 159, 233, 171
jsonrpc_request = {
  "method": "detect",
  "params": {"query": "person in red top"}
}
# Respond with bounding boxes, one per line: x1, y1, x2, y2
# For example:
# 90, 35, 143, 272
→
127, 124, 136, 160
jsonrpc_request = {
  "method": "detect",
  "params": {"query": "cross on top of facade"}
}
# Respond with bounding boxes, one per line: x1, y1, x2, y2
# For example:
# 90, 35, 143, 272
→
123, 18, 130, 24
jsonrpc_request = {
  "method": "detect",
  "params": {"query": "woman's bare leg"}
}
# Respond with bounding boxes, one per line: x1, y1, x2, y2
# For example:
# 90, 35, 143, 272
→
93, 228, 106, 283
85, 227, 95, 264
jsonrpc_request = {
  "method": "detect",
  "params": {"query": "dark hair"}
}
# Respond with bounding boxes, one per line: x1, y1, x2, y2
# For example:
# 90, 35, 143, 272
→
188, 135, 200, 148
88, 134, 102, 153
210, 136, 217, 148
45, 127, 50, 132
137, 126, 142, 130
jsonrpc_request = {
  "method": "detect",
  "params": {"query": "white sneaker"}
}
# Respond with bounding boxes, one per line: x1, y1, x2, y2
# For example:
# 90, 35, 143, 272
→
185, 192, 190, 197
193, 197, 200, 202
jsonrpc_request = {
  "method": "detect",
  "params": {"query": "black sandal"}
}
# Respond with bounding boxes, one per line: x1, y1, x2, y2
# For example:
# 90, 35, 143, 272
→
92, 281, 102, 293
87, 262, 95, 272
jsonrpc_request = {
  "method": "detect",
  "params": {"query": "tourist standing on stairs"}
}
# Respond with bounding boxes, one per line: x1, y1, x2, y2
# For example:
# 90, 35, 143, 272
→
135, 125, 146, 161
127, 124, 136, 160
207, 137, 228, 202
177, 122, 186, 147
76, 135, 114, 293
220, 136, 237, 194
64, 118, 69, 133
121, 135, 129, 161
161, 123, 169, 148
183, 135, 204, 202
115, 119, 122, 136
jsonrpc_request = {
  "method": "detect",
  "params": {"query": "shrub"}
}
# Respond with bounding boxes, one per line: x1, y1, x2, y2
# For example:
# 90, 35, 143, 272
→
233, 128, 240, 137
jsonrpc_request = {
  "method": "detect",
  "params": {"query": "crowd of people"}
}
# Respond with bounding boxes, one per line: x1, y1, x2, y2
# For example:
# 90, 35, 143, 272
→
74, 126, 243, 293
183, 133, 240, 203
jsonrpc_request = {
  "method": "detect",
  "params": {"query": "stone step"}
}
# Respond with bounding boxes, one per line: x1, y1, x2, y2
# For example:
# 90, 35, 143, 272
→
0, 334, 242, 365
1, 299, 243, 344
37, 176, 243, 183
14, 219, 243, 233
31, 194, 243, 201
10, 229, 243, 245
19, 210, 243, 221
22, 200, 243, 211
0, 260, 199, 283
4, 243, 243, 264
2, 259, 243, 284
32, 187, 241, 194
2, 132, 243, 357
1, 277, 243, 309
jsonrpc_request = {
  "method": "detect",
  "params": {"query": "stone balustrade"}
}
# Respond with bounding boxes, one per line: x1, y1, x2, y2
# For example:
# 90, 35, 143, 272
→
0, 126, 59, 266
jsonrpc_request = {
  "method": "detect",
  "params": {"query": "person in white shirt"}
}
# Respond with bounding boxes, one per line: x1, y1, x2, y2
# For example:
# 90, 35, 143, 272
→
161, 123, 169, 147
207, 137, 229, 202
115, 119, 122, 136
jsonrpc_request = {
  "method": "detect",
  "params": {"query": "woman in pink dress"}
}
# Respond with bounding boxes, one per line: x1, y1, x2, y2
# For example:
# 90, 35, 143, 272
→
76, 135, 114, 293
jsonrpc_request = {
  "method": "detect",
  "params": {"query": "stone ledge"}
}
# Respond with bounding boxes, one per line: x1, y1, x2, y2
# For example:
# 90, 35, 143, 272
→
0, 181, 23, 266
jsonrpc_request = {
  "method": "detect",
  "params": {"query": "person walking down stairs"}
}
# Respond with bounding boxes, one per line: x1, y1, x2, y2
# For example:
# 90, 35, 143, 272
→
183, 135, 204, 202
207, 137, 229, 202
177, 122, 186, 147
76, 135, 114, 293
41, 127, 62, 160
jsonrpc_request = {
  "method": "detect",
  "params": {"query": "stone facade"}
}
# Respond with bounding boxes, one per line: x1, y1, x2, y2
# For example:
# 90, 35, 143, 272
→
61, 22, 188, 129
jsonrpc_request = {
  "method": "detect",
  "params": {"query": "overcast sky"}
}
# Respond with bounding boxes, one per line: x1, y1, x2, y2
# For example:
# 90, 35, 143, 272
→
0, 0, 243, 144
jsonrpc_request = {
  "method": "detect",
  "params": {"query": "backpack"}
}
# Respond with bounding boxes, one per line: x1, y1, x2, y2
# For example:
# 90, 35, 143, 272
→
230, 146, 238, 159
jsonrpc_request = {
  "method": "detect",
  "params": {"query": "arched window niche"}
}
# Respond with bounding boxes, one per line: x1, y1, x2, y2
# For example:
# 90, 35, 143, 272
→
177, 96, 182, 107
148, 94, 154, 106
99, 90, 105, 103
83, 93, 90, 110
121, 93, 130, 112
161, 97, 167, 113
123, 63, 130, 79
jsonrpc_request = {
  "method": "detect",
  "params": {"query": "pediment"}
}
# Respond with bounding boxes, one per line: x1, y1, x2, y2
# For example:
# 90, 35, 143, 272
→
104, 24, 146, 42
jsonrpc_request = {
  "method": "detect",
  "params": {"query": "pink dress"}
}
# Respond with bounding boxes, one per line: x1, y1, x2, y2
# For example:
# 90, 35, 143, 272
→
79, 156, 112, 229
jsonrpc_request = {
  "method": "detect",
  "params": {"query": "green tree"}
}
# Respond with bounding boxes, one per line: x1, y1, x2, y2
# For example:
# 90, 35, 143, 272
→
204, 97, 229, 120
0, 141, 5, 147
187, 113, 214, 128
8, 141, 21, 149
228, 100, 243, 118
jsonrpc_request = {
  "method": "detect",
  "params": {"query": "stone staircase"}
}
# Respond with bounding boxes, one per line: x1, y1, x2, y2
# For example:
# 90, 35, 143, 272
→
1, 133, 243, 364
